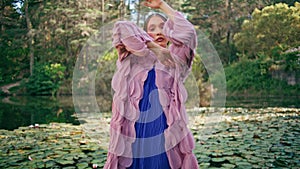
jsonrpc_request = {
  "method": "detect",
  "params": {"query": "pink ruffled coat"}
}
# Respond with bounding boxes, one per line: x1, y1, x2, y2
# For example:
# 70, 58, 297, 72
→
104, 12, 199, 169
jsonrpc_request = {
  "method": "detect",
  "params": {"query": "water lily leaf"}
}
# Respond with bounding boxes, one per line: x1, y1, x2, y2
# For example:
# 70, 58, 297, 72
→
211, 157, 226, 163
222, 163, 235, 169
62, 154, 75, 161
197, 155, 211, 163
225, 156, 243, 164
246, 156, 261, 164
56, 158, 74, 165
77, 162, 89, 169
199, 162, 210, 167
223, 151, 234, 156
8, 161, 21, 166
1, 107, 300, 168
235, 161, 252, 167
77, 153, 88, 159
211, 152, 223, 157
62, 167, 76, 169
44, 160, 56, 168
274, 158, 289, 167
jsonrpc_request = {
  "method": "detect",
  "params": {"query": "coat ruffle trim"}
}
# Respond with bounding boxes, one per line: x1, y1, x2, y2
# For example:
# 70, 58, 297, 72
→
104, 11, 199, 169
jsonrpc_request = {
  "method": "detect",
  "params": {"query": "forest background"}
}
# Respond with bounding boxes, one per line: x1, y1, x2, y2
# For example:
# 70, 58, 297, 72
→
1, 0, 299, 107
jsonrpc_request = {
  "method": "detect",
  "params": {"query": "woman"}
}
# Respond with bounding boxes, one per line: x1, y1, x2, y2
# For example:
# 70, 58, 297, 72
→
104, 0, 199, 168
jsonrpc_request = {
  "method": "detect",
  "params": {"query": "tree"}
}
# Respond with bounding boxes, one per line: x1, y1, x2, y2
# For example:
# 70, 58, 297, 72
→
23, 0, 35, 76
180, 0, 271, 64
180, 0, 298, 64
234, 2, 300, 59
0, 0, 28, 84
270, 0, 300, 6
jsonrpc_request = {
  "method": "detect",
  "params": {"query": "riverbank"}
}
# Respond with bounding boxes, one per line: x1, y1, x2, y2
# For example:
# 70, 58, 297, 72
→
0, 107, 299, 168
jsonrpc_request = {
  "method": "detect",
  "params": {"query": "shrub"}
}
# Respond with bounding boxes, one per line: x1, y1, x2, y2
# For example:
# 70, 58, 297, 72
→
24, 63, 66, 96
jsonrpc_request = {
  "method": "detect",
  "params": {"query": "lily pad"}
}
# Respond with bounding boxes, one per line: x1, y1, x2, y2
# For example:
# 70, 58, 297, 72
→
77, 162, 89, 169
197, 155, 211, 163
56, 158, 74, 165
211, 157, 227, 163
199, 162, 210, 168
1, 107, 300, 168
62, 167, 76, 169
235, 161, 252, 167
44, 160, 56, 168
222, 163, 236, 169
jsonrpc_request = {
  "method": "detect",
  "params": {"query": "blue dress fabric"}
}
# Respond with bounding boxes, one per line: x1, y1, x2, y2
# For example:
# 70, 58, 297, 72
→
128, 68, 171, 169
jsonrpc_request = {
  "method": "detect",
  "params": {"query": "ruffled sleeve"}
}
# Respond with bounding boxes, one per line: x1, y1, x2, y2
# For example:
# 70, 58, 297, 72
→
157, 12, 199, 169
112, 21, 153, 61
163, 12, 197, 68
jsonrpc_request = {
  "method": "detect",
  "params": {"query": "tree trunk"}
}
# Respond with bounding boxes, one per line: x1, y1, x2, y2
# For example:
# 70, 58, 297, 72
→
118, 0, 126, 19
24, 0, 34, 76
226, 0, 233, 64
0, 1, 5, 32
136, 0, 141, 25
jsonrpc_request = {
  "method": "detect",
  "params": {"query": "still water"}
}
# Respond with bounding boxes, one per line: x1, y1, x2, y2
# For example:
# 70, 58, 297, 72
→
0, 96, 79, 130
0, 95, 299, 130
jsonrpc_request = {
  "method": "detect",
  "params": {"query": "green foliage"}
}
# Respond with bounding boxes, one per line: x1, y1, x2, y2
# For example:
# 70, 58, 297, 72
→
192, 54, 206, 81
23, 63, 66, 96
271, 0, 300, 6
181, 0, 274, 65
268, 46, 300, 72
0, 0, 122, 95
0, 3, 28, 84
283, 51, 300, 71
225, 59, 300, 95
0, 38, 28, 84
1, 0, 300, 98
234, 2, 300, 58
95, 50, 118, 111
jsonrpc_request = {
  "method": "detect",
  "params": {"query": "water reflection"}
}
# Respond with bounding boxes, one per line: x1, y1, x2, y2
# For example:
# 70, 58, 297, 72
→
1, 95, 299, 130
226, 95, 300, 108
0, 96, 79, 130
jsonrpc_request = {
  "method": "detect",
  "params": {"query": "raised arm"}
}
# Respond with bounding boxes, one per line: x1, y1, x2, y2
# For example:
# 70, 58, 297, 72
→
112, 21, 153, 61
142, 0, 176, 21
143, 0, 197, 68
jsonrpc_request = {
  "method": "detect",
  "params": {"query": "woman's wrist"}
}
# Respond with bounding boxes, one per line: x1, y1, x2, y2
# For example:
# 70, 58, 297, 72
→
147, 41, 160, 51
158, 1, 175, 20
157, 0, 163, 8
146, 41, 163, 56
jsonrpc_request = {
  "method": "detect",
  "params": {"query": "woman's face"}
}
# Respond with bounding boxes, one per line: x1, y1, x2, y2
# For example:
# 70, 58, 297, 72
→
146, 16, 168, 48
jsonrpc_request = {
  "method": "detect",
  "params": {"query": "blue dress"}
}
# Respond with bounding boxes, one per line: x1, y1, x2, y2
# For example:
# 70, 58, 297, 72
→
128, 68, 171, 169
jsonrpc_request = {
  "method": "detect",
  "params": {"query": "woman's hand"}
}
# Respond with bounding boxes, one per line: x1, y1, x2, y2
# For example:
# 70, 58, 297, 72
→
116, 44, 130, 61
141, 0, 163, 9
156, 47, 175, 68
147, 41, 175, 68
142, 0, 175, 21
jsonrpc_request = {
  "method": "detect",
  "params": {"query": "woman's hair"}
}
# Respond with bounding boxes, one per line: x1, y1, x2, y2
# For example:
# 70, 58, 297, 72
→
143, 13, 167, 31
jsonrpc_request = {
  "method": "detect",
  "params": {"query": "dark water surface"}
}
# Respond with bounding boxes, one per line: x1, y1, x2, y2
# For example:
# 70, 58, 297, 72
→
0, 96, 79, 130
226, 95, 300, 108
0, 95, 299, 130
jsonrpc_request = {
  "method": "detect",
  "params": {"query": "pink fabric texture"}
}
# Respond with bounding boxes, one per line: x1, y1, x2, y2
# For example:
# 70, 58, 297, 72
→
104, 12, 199, 169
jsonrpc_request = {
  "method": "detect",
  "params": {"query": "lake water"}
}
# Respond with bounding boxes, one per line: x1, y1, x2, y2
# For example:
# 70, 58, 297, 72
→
0, 95, 299, 130
226, 95, 300, 108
